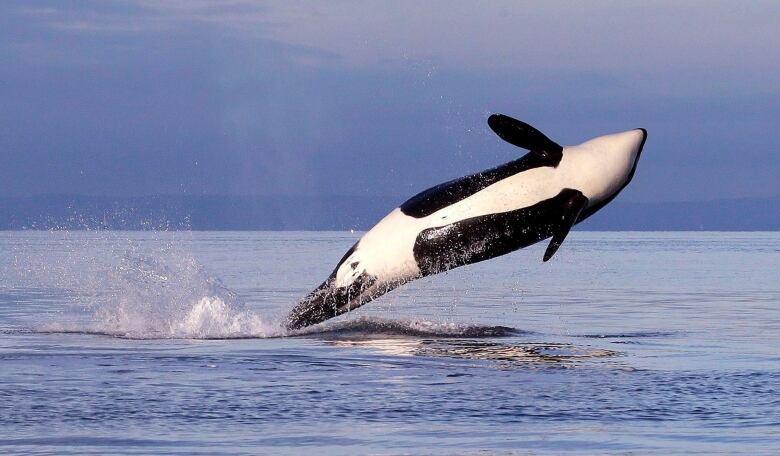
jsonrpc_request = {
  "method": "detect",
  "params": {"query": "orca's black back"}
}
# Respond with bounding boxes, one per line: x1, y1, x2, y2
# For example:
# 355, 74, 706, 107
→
399, 151, 561, 219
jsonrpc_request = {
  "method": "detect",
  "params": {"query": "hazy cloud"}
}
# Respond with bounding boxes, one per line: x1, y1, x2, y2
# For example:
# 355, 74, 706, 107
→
0, 1, 778, 202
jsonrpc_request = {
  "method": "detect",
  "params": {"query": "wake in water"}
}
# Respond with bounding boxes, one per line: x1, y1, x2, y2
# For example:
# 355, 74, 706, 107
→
297, 316, 520, 339
41, 316, 521, 341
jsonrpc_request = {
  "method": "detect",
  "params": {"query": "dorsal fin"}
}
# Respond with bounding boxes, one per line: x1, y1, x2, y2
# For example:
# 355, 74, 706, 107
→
488, 114, 563, 158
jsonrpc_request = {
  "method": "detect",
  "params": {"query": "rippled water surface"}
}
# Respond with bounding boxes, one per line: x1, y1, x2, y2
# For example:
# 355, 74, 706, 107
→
1, 231, 778, 455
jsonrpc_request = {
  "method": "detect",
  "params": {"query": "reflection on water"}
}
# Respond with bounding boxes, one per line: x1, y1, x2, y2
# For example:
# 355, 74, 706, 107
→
327, 337, 620, 367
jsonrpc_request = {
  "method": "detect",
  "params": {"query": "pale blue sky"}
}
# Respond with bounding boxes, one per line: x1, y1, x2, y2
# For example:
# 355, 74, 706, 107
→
1, 1, 778, 202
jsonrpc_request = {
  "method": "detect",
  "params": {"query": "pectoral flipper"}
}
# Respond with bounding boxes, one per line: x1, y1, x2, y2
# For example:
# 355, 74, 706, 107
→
543, 190, 588, 262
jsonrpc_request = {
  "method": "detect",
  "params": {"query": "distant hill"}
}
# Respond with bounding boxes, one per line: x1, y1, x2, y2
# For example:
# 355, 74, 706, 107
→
579, 196, 780, 231
1, 195, 778, 231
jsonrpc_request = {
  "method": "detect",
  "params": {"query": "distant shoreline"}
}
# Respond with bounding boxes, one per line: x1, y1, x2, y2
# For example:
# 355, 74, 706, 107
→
2, 195, 778, 231
2, 228, 779, 233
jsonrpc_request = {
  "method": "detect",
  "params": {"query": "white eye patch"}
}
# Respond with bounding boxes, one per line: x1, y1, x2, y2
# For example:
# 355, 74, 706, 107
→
334, 253, 365, 288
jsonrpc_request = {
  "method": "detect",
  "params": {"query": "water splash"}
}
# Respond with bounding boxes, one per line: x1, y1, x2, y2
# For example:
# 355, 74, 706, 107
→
91, 254, 256, 337
25, 243, 522, 340
78, 252, 283, 339
1, 231, 282, 339
10, 231, 523, 341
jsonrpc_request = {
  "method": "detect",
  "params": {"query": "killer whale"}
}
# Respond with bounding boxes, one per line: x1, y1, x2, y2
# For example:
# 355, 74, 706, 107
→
286, 114, 647, 330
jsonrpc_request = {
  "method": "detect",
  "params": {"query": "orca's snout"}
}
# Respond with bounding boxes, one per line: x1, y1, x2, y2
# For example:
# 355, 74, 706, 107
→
635, 128, 648, 153
630, 128, 648, 164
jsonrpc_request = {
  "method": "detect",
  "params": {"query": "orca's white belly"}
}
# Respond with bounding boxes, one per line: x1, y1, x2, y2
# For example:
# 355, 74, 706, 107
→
426, 167, 561, 225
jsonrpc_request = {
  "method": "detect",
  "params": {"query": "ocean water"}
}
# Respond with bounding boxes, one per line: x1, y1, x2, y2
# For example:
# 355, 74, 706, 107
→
0, 231, 778, 455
